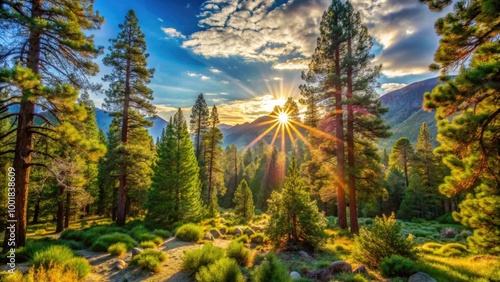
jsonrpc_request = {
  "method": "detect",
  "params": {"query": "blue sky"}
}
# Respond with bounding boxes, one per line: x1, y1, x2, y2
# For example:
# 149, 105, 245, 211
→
90, 0, 450, 124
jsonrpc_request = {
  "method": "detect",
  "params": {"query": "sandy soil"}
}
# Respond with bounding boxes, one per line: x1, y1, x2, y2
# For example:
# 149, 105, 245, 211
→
81, 238, 231, 282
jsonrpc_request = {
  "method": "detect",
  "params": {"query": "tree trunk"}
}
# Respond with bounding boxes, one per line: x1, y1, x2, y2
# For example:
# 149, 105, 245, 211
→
444, 198, 450, 213
32, 195, 41, 224
56, 187, 65, 233
64, 191, 71, 228
2, 1, 43, 252
334, 17, 347, 229
346, 35, 358, 233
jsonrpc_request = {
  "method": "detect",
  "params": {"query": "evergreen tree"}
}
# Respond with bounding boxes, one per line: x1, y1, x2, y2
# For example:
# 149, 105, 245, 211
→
389, 137, 414, 188
102, 10, 155, 226
0, 0, 103, 249
190, 93, 210, 160
382, 167, 406, 215
233, 179, 254, 223
299, 83, 321, 128
421, 0, 500, 254
145, 108, 203, 227
283, 97, 300, 122
266, 158, 327, 249
221, 145, 240, 208
202, 105, 226, 217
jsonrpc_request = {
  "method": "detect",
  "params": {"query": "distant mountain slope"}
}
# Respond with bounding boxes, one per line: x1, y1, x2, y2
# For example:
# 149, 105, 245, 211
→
379, 77, 441, 149
94, 108, 168, 141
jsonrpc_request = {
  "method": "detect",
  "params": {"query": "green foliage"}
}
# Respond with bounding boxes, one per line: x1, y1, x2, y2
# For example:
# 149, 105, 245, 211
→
182, 243, 225, 273
253, 253, 291, 282
175, 223, 204, 242
233, 179, 254, 223
108, 242, 128, 257
250, 233, 268, 245
91, 233, 136, 252
145, 109, 204, 227
190, 93, 210, 160
234, 234, 249, 244
60, 229, 85, 242
267, 158, 327, 249
31, 245, 75, 268
435, 243, 468, 257
195, 257, 244, 282
58, 239, 85, 250
353, 213, 418, 268
130, 250, 167, 273
65, 257, 92, 280
136, 233, 159, 243
154, 229, 171, 239
226, 241, 251, 266
334, 272, 370, 282
380, 255, 418, 278
140, 241, 157, 249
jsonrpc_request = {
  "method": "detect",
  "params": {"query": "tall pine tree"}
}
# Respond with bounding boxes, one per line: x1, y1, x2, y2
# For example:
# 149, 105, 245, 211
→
190, 93, 210, 161
102, 10, 155, 226
389, 137, 414, 188
233, 179, 254, 223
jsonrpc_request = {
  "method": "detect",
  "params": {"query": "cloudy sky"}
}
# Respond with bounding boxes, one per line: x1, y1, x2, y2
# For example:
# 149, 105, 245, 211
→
90, 0, 450, 125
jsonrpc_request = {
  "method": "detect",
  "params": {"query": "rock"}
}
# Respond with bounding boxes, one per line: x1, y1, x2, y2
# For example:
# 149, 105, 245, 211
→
209, 229, 220, 239
251, 225, 262, 232
131, 247, 142, 257
219, 227, 227, 235
112, 260, 127, 270
290, 271, 301, 279
329, 260, 352, 273
244, 227, 255, 236
298, 251, 310, 258
306, 268, 334, 282
353, 265, 367, 275
204, 232, 214, 241
409, 272, 437, 282
233, 227, 242, 236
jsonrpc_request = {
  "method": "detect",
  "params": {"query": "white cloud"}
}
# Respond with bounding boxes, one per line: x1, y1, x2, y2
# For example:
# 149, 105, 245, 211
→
209, 67, 221, 73
201, 75, 211, 80
380, 83, 408, 93
272, 58, 310, 70
162, 27, 186, 39
187, 72, 198, 77
158, 18, 164, 22
220, 80, 230, 84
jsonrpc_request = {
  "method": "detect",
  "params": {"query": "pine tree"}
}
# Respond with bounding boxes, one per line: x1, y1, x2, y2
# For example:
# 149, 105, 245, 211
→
233, 179, 254, 223
267, 158, 327, 249
202, 105, 226, 217
145, 108, 203, 227
102, 10, 155, 226
283, 97, 300, 122
421, 0, 500, 254
0, 0, 103, 249
221, 145, 240, 208
190, 93, 210, 160
389, 138, 414, 188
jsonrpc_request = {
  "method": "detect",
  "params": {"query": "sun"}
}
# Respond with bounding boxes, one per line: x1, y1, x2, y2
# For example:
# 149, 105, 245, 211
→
278, 112, 289, 124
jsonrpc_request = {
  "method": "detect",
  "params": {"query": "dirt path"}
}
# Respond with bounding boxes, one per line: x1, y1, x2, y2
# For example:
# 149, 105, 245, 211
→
82, 238, 231, 282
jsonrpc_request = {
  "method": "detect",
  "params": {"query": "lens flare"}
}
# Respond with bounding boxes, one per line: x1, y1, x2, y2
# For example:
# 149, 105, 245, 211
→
278, 112, 289, 124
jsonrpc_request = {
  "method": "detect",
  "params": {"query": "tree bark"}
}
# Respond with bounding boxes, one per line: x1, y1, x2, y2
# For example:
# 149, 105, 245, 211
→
32, 194, 41, 224
56, 187, 65, 233
64, 191, 71, 228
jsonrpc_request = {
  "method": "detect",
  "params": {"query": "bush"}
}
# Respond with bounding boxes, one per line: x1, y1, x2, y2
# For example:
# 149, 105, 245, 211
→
154, 229, 171, 239
352, 213, 418, 268
108, 242, 128, 257
250, 233, 268, 244
66, 257, 92, 279
58, 239, 85, 250
182, 243, 225, 273
196, 257, 244, 282
227, 241, 251, 266
128, 225, 150, 240
176, 223, 204, 242
334, 272, 369, 282
140, 241, 157, 249
82, 226, 125, 247
435, 243, 468, 257
421, 242, 442, 254
380, 255, 418, 278
60, 229, 85, 242
91, 233, 136, 252
32, 245, 75, 267
2, 265, 80, 282
136, 233, 158, 242
436, 213, 457, 224
253, 253, 291, 282
234, 234, 249, 244
130, 250, 167, 273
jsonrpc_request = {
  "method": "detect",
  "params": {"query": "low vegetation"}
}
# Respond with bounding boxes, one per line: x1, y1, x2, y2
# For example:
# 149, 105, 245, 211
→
130, 250, 168, 273
175, 223, 204, 242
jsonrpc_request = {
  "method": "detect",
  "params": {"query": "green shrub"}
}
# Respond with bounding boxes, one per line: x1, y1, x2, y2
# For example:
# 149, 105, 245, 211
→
172, 221, 184, 232
130, 249, 167, 273
140, 241, 157, 249
81, 226, 125, 247
91, 232, 136, 252
196, 258, 244, 282
10, 239, 55, 263
421, 242, 442, 254
436, 213, 457, 224
176, 223, 204, 242
227, 241, 251, 266
58, 239, 85, 250
234, 234, 249, 244
250, 233, 267, 244
31, 245, 75, 267
380, 255, 418, 278
182, 243, 225, 273
411, 229, 434, 238
435, 243, 468, 257
60, 229, 85, 242
154, 229, 171, 239
334, 272, 369, 282
108, 242, 128, 257
128, 225, 150, 240
65, 257, 92, 279
253, 253, 291, 282
135, 233, 157, 243
352, 213, 418, 268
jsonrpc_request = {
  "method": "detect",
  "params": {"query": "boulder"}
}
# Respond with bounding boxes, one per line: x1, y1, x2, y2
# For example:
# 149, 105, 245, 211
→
209, 229, 221, 239
298, 251, 310, 258
112, 260, 126, 270
204, 232, 214, 241
219, 227, 227, 235
244, 227, 255, 236
251, 225, 262, 232
330, 260, 352, 273
409, 272, 437, 282
131, 247, 142, 257
305, 260, 352, 282
233, 227, 242, 236
353, 265, 367, 275
290, 271, 301, 280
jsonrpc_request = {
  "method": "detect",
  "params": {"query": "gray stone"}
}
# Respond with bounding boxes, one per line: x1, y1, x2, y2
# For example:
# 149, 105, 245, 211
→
209, 229, 220, 239
233, 227, 242, 236
112, 260, 127, 270
251, 225, 262, 232
330, 260, 352, 273
353, 265, 367, 275
298, 251, 310, 258
131, 247, 142, 257
244, 227, 255, 236
290, 271, 301, 279
409, 272, 437, 282
204, 232, 214, 241
306, 260, 353, 282
219, 228, 227, 235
